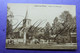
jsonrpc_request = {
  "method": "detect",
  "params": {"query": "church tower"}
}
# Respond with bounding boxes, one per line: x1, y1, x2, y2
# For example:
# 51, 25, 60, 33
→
23, 10, 31, 28
23, 10, 31, 44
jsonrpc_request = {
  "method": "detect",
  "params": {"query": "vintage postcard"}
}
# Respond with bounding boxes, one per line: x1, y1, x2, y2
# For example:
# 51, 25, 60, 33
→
6, 3, 77, 49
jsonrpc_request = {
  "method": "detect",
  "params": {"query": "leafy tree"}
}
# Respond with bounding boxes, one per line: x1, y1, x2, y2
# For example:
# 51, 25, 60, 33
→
6, 6, 14, 38
45, 22, 51, 35
44, 22, 51, 41
51, 11, 76, 43
7, 6, 14, 18
59, 11, 74, 34
73, 16, 76, 32
6, 19, 13, 37
52, 17, 64, 35
58, 11, 76, 43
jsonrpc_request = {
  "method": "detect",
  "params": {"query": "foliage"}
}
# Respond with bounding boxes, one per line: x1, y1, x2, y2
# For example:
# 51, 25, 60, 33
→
6, 6, 13, 38
52, 11, 76, 36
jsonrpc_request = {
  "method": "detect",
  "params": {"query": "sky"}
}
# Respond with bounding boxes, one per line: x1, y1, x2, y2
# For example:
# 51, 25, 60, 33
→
8, 3, 76, 28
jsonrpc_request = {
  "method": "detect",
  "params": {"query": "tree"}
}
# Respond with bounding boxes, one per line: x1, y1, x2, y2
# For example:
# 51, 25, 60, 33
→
7, 6, 14, 18
44, 22, 51, 42
59, 11, 73, 34
52, 17, 64, 35
51, 11, 76, 43
45, 22, 51, 35
6, 6, 14, 38
59, 11, 76, 43
71, 16, 76, 32
6, 19, 13, 38
60, 11, 71, 22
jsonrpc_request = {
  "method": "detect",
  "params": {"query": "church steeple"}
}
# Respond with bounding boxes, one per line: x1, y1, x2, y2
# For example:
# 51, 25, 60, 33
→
25, 10, 28, 19
23, 10, 28, 28
23, 10, 31, 28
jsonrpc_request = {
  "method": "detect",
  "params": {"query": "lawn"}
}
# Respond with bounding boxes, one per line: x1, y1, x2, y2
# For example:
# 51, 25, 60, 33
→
6, 43, 77, 49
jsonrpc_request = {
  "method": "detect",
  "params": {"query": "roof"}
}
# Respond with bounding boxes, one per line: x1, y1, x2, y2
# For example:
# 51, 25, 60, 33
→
13, 27, 23, 32
71, 32, 77, 37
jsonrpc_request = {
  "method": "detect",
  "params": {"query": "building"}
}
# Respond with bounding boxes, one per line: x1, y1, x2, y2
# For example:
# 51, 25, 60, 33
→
71, 32, 77, 43
23, 19, 31, 28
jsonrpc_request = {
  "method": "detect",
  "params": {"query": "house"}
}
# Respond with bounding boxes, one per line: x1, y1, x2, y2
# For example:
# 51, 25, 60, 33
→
70, 32, 77, 43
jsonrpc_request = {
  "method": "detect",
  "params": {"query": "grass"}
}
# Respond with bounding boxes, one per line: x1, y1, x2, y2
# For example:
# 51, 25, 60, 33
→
6, 43, 77, 49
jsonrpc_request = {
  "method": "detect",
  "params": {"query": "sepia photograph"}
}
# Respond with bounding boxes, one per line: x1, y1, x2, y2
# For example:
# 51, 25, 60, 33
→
6, 3, 77, 49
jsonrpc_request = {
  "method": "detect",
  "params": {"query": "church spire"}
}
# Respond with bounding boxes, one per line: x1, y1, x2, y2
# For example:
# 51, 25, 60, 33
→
25, 10, 28, 19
